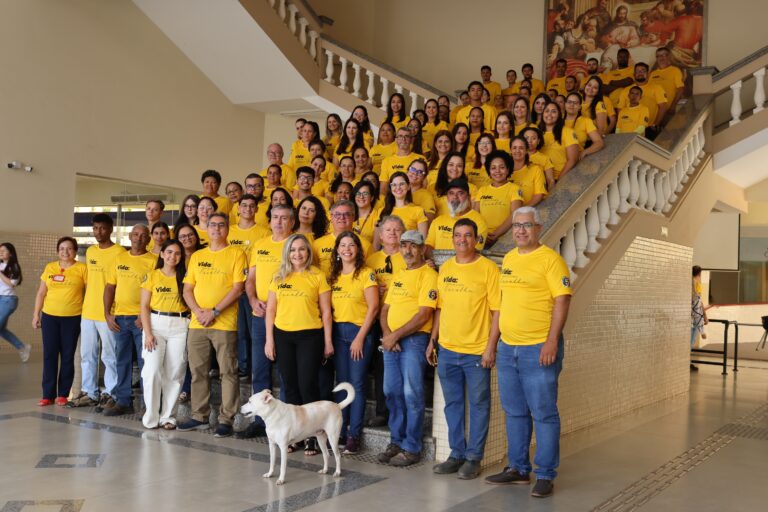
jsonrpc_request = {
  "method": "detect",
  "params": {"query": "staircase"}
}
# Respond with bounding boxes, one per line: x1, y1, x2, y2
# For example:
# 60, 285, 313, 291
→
133, 0, 765, 466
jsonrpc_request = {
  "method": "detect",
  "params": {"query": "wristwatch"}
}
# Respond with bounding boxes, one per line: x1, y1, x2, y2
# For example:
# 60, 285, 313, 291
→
212, 308, 221, 318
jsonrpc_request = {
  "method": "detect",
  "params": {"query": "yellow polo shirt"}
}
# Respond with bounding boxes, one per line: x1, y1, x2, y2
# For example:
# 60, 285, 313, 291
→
542, 128, 578, 180
426, 209, 488, 251
142, 269, 188, 314
476, 182, 524, 231
82, 244, 126, 321
41, 261, 87, 317
380, 153, 424, 183
269, 266, 330, 331
617, 82, 668, 125
366, 250, 406, 292
564, 117, 599, 149
455, 104, 497, 132
228, 224, 271, 262
512, 164, 548, 204
616, 104, 651, 134
649, 66, 684, 106
384, 264, 438, 334
106, 252, 158, 316
249, 236, 288, 302
313, 233, 372, 276
546, 76, 567, 96
330, 266, 378, 325
370, 143, 397, 174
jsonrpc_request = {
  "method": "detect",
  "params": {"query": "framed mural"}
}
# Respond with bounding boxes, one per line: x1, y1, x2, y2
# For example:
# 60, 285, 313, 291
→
544, 0, 705, 82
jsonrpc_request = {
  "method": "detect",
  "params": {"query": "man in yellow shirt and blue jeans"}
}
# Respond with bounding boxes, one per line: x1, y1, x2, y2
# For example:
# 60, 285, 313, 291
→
485, 206, 572, 498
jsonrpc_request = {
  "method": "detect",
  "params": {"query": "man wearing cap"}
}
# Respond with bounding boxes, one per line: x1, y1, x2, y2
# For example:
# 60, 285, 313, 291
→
426, 177, 489, 257
485, 206, 572, 498
377, 230, 438, 467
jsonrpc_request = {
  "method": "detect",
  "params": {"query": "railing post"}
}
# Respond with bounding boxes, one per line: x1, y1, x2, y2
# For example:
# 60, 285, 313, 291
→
324, 49, 335, 84
287, 4, 298, 34
645, 167, 657, 211
618, 165, 631, 213
674, 158, 684, 192
308, 30, 318, 61
277, 0, 286, 21
586, 200, 601, 253
562, 227, 577, 278
628, 160, 640, 208
662, 170, 674, 213
637, 163, 648, 210
338, 57, 349, 91
366, 70, 377, 105
380, 78, 390, 111
598, 190, 611, 238
394, 84, 404, 95
754, 67, 766, 114
608, 175, 621, 224
409, 91, 419, 114
351, 63, 362, 98
729, 80, 743, 126
574, 214, 589, 268
654, 170, 665, 213
298, 18, 308, 48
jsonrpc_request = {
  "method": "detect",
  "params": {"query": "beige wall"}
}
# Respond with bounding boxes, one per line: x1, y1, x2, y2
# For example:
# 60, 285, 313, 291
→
0, 0, 266, 234
316, 0, 766, 95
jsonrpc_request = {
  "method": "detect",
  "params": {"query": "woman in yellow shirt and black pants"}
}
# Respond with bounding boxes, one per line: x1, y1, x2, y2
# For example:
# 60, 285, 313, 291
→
139, 240, 190, 429
265, 233, 333, 456
329, 232, 379, 454
32, 236, 87, 406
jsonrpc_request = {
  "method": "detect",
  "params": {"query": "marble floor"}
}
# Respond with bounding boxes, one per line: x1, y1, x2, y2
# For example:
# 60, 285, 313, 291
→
1, 357, 766, 512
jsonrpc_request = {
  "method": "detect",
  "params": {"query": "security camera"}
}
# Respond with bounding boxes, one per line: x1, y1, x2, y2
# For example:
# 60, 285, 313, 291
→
6, 161, 21, 169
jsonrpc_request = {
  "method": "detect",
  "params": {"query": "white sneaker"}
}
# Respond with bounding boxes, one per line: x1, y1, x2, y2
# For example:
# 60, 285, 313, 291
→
20, 343, 31, 363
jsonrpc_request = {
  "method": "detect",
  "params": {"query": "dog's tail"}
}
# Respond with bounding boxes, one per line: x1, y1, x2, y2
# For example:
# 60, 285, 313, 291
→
333, 382, 355, 410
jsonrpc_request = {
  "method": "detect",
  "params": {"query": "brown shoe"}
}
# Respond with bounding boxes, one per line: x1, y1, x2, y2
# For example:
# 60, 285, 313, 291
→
389, 451, 420, 467
376, 443, 401, 464
65, 392, 98, 408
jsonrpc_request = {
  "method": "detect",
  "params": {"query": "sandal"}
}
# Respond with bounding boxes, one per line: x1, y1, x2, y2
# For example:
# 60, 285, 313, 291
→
161, 423, 176, 430
287, 440, 305, 454
178, 392, 189, 403
304, 437, 319, 457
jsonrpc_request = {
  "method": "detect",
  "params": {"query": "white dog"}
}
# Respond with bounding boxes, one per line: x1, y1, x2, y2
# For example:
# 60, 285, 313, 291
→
240, 382, 355, 485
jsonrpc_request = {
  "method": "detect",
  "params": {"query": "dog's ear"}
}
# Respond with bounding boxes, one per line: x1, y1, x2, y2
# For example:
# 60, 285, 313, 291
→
262, 392, 274, 404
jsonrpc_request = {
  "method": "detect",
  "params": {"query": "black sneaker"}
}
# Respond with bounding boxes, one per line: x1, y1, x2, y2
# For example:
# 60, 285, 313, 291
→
377, 443, 401, 464
214, 424, 233, 438
104, 403, 134, 417
235, 422, 266, 439
177, 418, 209, 432
457, 459, 481, 480
485, 467, 531, 485
531, 479, 554, 498
95, 394, 115, 413
433, 457, 464, 474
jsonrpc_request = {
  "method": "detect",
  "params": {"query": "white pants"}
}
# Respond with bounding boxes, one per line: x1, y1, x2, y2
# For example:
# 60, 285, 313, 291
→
80, 319, 118, 398
141, 314, 189, 428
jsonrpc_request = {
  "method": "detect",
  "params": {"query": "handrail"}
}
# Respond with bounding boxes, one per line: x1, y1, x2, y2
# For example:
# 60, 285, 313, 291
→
290, 0, 324, 30
713, 45, 768, 86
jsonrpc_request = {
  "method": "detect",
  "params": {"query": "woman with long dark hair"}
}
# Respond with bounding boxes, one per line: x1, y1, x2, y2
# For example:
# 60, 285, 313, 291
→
329, 232, 379, 454
407, 118, 426, 156
352, 180, 380, 243
378, 171, 428, 241
512, 96, 533, 136
530, 93, 552, 125
334, 118, 367, 166
422, 99, 449, 152
174, 194, 200, 233
384, 92, 410, 131
582, 75, 614, 135
265, 187, 294, 222
140, 239, 189, 429
468, 133, 496, 188
451, 122, 470, 160
295, 196, 329, 243
563, 92, 604, 156
539, 102, 579, 181
351, 105, 374, 147
324, 113, 343, 160
511, 134, 548, 207
0, 242, 29, 360
32, 237, 87, 406
369, 122, 396, 175
195, 196, 216, 247
149, 222, 171, 255
434, 152, 478, 216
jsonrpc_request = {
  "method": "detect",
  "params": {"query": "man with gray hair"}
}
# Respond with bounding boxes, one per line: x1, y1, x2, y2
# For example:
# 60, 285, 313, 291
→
313, 200, 371, 276
425, 177, 488, 257
485, 206, 572, 498
261, 143, 296, 190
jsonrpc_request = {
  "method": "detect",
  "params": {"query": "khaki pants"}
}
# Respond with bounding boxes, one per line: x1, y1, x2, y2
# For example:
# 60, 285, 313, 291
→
187, 328, 239, 425
69, 340, 82, 400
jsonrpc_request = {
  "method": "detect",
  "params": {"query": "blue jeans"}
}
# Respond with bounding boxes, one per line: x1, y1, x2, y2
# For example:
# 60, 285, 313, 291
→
496, 338, 564, 481
114, 315, 144, 407
237, 294, 252, 374
383, 332, 429, 454
437, 347, 491, 461
333, 322, 374, 438
0, 296, 24, 350
250, 314, 285, 426
80, 319, 118, 399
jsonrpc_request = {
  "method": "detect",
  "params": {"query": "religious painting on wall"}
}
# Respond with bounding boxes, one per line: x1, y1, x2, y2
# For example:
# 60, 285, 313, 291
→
544, 0, 705, 82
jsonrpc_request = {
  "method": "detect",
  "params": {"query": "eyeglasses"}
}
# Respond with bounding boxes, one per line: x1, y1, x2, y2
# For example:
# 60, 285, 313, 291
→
208, 222, 227, 229
512, 222, 537, 230
355, 191, 371, 198
478, 140, 492, 146
332, 212, 354, 219
245, 184, 261, 190
396, 135, 412, 140
177, 234, 196, 241
565, 100, 581, 105
390, 181, 408, 189
407, 167, 426, 175
297, 175, 313, 182
184, 204, 197, 209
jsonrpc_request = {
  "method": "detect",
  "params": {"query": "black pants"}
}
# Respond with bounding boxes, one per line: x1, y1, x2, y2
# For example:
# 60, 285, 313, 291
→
370, 323, 388, 418
41, 313, 80, 399
274, 327, 323, 406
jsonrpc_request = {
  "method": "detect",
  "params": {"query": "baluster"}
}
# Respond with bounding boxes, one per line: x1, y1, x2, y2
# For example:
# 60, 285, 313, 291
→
729, 80, 743, 126
554, 237, 562, 256
394, 84, 404, 95
298, 18, 308, 48
686, 143, 696, 174
598, 191, 611, 238
380, 78, 390, 111
366, 70, 376, 104
754, 67, 766, 114
691, 131, 702, 165
409, 91, 419, 114
654, 170, 665, 213
308, 30, 318, 60
562, 227, 577, 277
628, 160, 640, 208
645, 167, 657, 211
697, 125, 706, 158
608, 175, 621, 224
674, 158, 684, 192
680, 150, 690, 182
637, 164, 648, 210
323, 49, 335, 84
338, 57, 349, 91
351, 63, 362, 98
269, 0, 276, 8
574, 214, 589, 268
586, 201, 601, 253
287, 4, 298, 34
618, 165, 631, 213
662, 171, 673, 213
277, 0, 286, 21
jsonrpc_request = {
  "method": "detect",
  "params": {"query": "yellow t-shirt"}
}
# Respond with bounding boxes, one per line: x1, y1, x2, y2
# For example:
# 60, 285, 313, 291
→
260, 163, 296, 192
82, 244, 126, 321
466, 163, 492, 189
411, 188, 436, 217
366, 250, 406, 292
324, 134, 341, 160
437, 256, 500, 354
369, 143, 396, 174
227, 224, 271, 262
194, 225, 210, 247
249, 236, 288, 302
380, 153, 424, 183
581, 96, 616, 120
546, 76, 567, 96
353, 208, 381, 243
542, 128, 578, 180
455, 104, 497, 132
390, 204, 428, 231
288, 140, 311, 172
528, 78, 546, 97
514, 122, 534, 136
269, 266, 330, 331
495, 138, 511, 154
617, 82, 668, 125
421, 121, 449, 151
564, 117, 598, 149
426, 209, 489, 251
649, 66, 684, 106
183, 245, 247, 331
499, 245, 572, 345
434, 183, 479, 217
106, 252, 158, 316
483, 81, 503, 103
616, 104, 651, 134
212, 195, 232, 215
142, 269, 188, 313
604, 67, 635, 105
502, 84, 520, 96
529, 152, 553, 173
254, 200, 271, 230
313, 233, 372, 276
476, 182, 524, 231
330, 266, 378, 325
41, 261, 87, 317
384, 264, 438, 334
228, 202, 240, 227
512, 164, 548, 204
